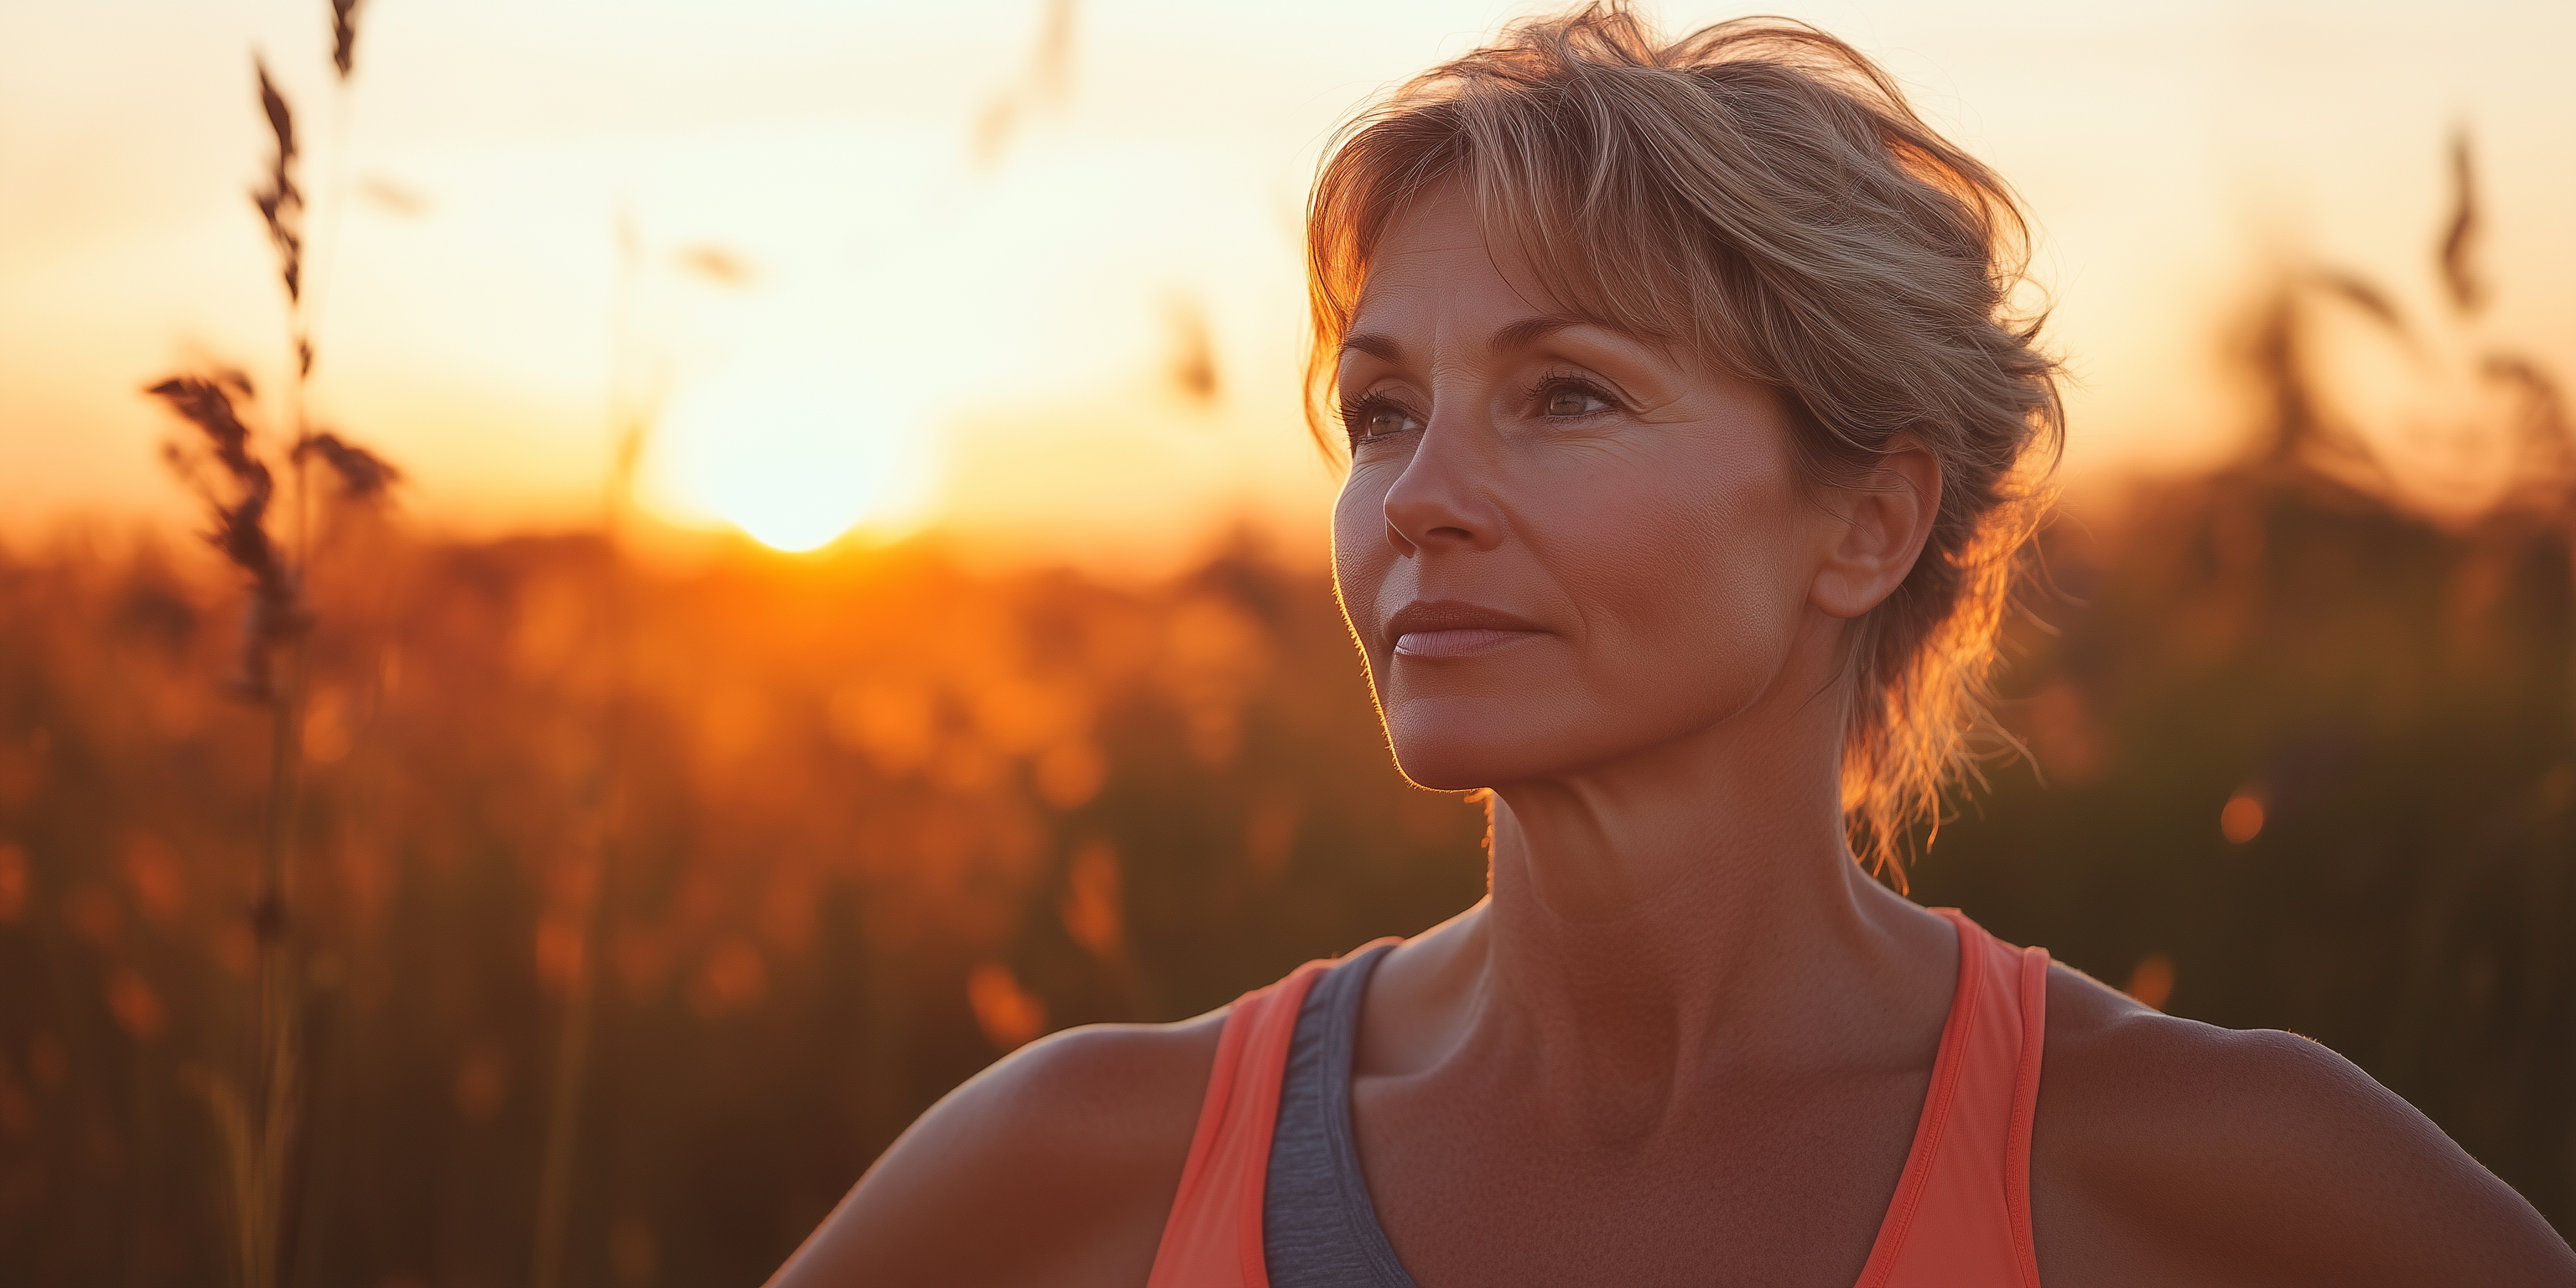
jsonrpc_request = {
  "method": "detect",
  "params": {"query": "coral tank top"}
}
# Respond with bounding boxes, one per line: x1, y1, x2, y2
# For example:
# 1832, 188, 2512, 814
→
1145, 908, 2050, 1288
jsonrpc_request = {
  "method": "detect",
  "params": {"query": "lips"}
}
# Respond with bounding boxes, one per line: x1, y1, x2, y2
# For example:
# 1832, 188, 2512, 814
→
1386, 600, 1546, 658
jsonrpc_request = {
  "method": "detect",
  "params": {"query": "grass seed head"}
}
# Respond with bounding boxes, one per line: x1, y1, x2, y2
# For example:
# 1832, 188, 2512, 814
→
332, 0, 365, 80
252, 58, 304, 304
144, 375, 310, 700
293, 431, 402, 501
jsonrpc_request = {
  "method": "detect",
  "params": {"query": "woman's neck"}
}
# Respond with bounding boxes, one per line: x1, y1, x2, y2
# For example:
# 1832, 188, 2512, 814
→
1363, 668, 1958, 1138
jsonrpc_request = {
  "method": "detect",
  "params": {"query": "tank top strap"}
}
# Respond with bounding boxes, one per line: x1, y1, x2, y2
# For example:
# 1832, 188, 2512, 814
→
1855, 907, 2051, 1288
1145, 956, 1334, 1288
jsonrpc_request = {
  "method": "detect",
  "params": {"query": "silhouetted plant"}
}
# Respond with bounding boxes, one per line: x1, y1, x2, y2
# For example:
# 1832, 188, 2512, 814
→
141, 8, 391, 1287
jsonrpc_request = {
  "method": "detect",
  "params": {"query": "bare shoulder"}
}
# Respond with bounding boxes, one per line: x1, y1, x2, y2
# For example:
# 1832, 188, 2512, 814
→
2031, 963, 2576, 1287
764, 1011, 1225, 1288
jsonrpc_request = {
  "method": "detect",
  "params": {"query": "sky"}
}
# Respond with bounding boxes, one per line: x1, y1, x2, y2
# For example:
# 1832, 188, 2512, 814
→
3, 0, 2571, 570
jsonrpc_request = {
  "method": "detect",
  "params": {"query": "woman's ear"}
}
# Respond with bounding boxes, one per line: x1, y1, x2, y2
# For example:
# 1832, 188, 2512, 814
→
1810, 437, 1941, 620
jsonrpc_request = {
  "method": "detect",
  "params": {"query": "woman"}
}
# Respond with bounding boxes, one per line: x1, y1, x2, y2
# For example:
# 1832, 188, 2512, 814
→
773, 8, 2576, 1285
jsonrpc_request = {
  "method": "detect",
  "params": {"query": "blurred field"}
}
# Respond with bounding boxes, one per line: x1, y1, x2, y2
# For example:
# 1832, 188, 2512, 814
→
8, 370, 2576, 1282
0, 515, 1502, 1284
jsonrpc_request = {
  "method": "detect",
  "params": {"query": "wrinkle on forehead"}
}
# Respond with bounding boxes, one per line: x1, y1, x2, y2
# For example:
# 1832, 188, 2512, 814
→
1353, 176, 1734, 386
1358, 183, 1561, 324
1343, 266, 1695, 399
1351, 187, 1718, 388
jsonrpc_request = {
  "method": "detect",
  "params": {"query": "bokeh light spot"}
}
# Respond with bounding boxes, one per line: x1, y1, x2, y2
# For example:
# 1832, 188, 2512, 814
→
966, 962, 1046, 1052
2220, 792, 2266, 844
2124, 953, 2178, 1010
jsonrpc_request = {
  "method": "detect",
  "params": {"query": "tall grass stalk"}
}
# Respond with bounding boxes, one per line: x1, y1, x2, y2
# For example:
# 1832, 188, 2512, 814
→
148, 8, 384, 1285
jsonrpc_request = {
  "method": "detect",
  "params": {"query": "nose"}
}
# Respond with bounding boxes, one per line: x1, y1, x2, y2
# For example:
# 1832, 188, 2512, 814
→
1379, 412, 1501, 557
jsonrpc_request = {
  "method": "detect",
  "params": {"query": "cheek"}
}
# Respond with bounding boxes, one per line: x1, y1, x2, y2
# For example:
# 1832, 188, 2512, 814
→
1331, 477, 1379, 578
1331, 473, 1395, 647
1577, 486, 1802, 662
1520, 449, 1816, 735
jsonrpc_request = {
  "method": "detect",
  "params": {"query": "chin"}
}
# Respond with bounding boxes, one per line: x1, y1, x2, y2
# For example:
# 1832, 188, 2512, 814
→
1381, 694, 1602, 791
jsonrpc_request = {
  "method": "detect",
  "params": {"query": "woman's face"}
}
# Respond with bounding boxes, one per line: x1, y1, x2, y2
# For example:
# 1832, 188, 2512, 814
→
1332, 187, 1869, 792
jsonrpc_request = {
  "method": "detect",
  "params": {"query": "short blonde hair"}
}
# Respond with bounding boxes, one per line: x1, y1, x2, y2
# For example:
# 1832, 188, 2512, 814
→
1306, 4, 2063, 880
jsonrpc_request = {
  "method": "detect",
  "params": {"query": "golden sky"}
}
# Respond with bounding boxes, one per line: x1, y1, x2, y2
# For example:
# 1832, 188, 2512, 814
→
3, 0, 2571, 569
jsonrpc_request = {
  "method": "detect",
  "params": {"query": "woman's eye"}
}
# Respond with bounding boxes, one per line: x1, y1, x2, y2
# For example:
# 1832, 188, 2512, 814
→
1354, 405, 1420, 439
1544, 384, 1608, 417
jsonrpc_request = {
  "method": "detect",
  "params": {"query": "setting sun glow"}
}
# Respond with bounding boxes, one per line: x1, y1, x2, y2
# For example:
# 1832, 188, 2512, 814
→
648, 350, 938, 553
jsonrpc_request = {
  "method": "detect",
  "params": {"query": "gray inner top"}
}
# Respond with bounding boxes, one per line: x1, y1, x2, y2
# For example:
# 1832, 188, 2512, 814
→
1263, 943, 1419, 1288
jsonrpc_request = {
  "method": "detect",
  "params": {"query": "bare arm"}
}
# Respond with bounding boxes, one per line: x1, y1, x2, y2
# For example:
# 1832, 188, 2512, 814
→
765, 1015, 1223, 1288
2035, 968, 2576, 1287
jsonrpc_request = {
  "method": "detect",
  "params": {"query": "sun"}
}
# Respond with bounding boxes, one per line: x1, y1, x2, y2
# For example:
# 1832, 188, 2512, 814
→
650, 353, 938, 552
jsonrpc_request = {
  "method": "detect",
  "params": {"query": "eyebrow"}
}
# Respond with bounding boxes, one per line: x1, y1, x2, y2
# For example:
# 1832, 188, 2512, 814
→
1339, 332, 1402, 363
1488, 314, 1584, 354
1337, 314, 1589, 366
